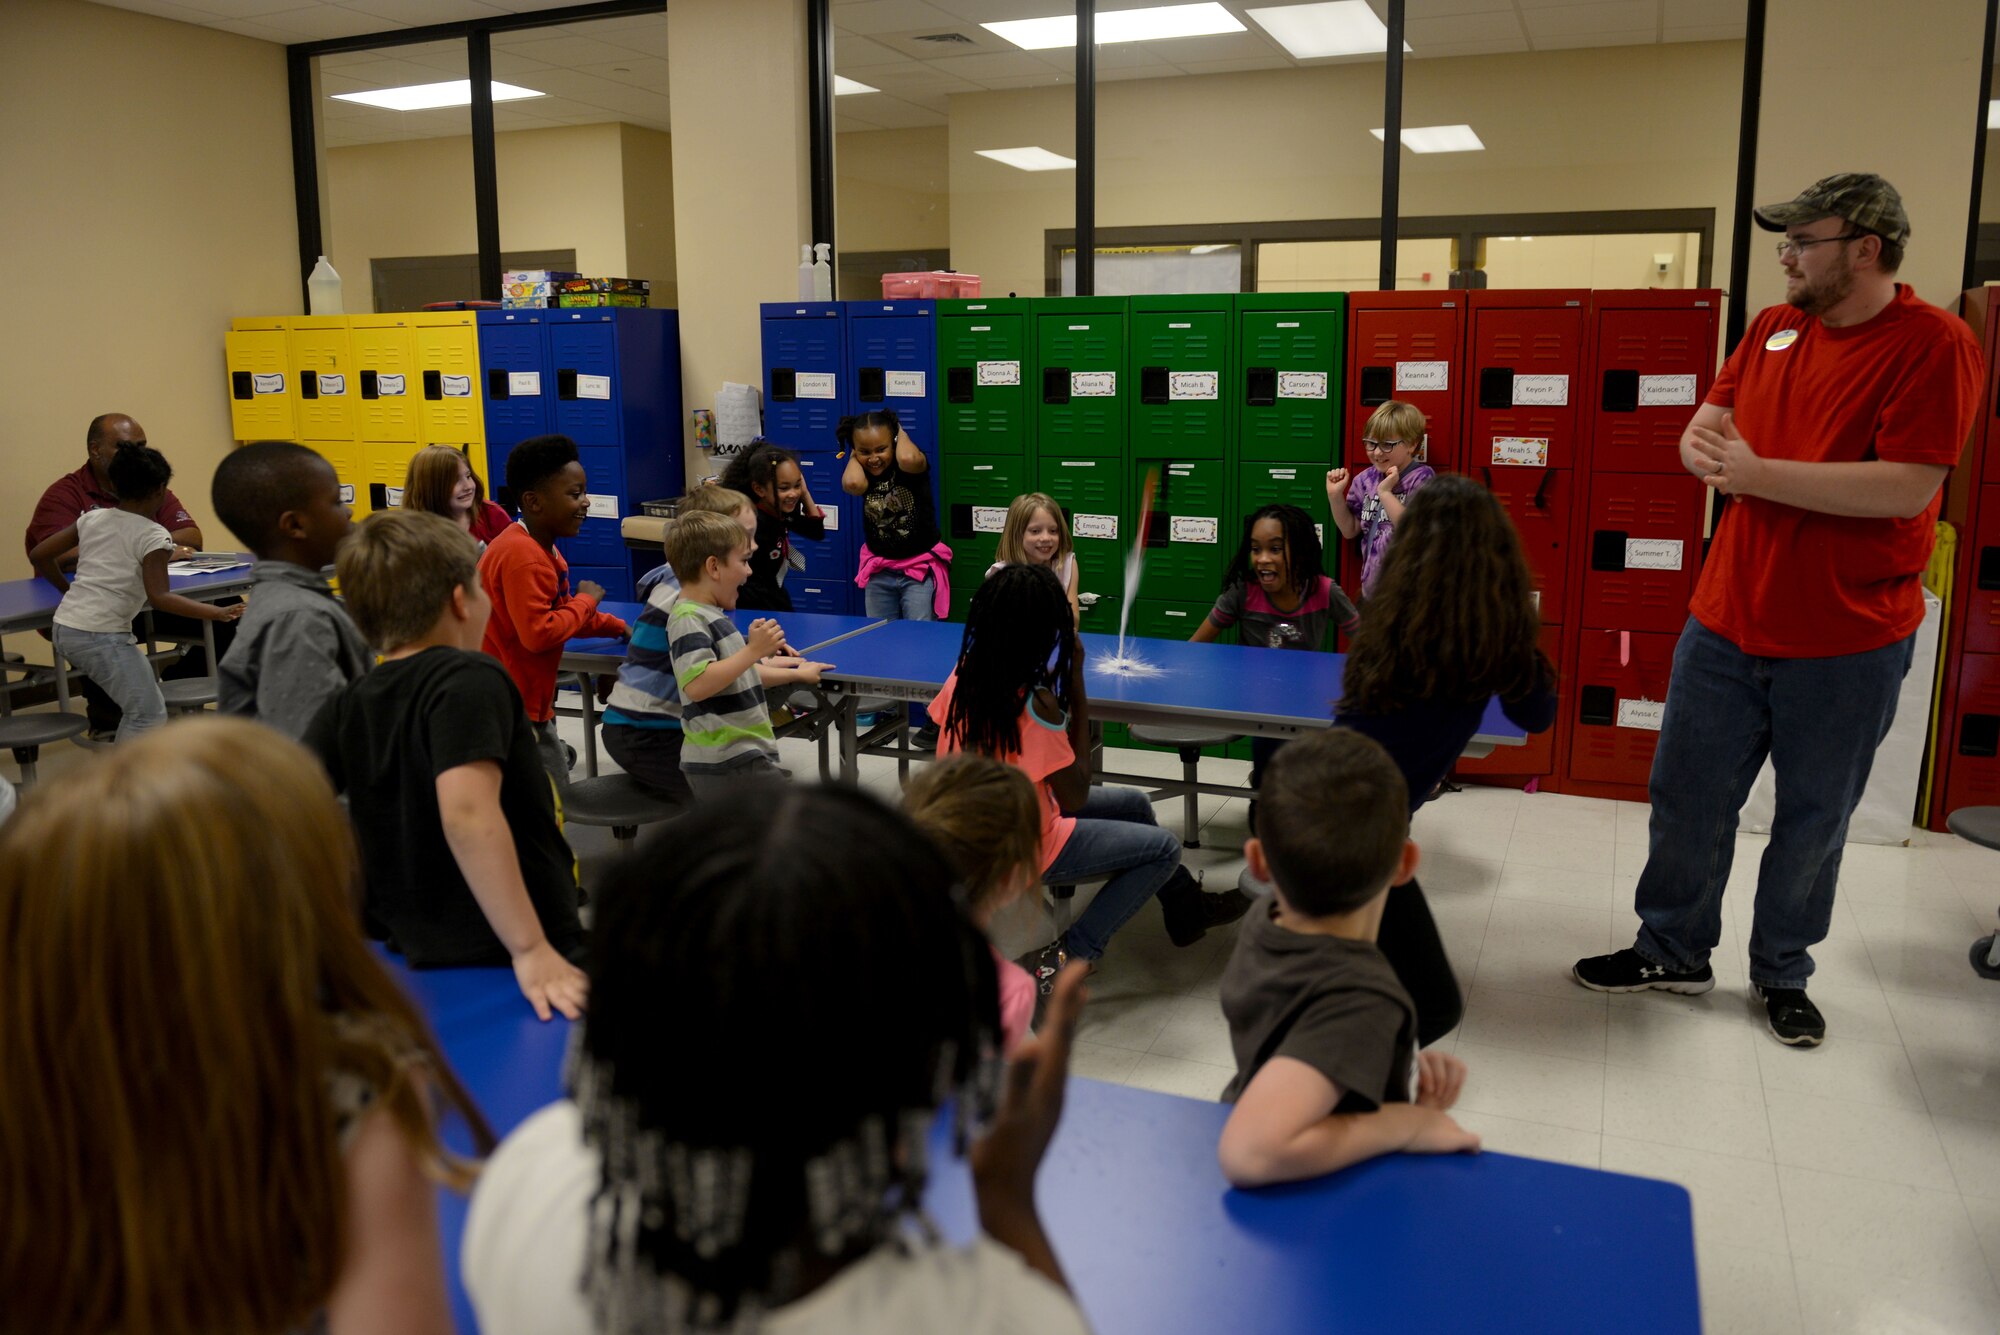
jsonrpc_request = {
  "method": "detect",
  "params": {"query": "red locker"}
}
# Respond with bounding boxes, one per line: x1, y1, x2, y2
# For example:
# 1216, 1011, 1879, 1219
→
1479, 464, 1573, 612
1944, 654, 2000, 812
1569, 628, 1677, 787
1456, 620, 1566, 779
1345, 291, 1467, 473
1963, 485, 2000, 655
1579, 473, 1704, 635
1584, 291, 1722, 474
1465, 290, 1587, 473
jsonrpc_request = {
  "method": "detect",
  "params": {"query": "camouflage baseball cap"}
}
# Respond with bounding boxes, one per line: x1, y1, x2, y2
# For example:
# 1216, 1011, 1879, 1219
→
1753, 173, 1909, 246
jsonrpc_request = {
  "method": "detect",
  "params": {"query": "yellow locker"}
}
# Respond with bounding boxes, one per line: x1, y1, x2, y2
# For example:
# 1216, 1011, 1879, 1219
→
349, 314, 419, 444
287, 315, 355, 444
364, 438, 422, 510
314, 436, 368, 518
224, 316, 294, 442
413, 311, 484, 446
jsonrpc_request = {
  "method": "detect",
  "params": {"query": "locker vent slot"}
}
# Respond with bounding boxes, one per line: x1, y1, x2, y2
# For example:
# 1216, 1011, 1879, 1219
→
299, 376, 318, 401
360, 371, 378, 400
1980, 546, 2000, 590
231, 371, 253, 400
1591, 530, 1629, 571
1245, 367, 1277, 406
556, 369, 579, 400
947, 367, 976, 403
1962, 714, 2000, 758
1601, 369, 1640, 413
1478, 367, 1514, 409
1580, 685, 1616, 726
1140, 367, 1170, 403
1043, 367, 1071, 404
1359, 366, 1393, 406
770, 368, 797, 403
423, 370, 442, 400
857, 367, 885, 402
488, 369, 510, 400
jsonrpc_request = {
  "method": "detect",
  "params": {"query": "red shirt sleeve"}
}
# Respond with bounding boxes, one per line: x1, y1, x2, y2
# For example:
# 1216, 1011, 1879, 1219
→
495, 542, 609, 653
154, 488, 195, 533
24, 476, 85, 557
1873, 320, 1984, 466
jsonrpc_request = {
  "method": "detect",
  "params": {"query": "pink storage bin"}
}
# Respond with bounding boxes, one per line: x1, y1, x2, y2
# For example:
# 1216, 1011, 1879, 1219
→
880, 270, 980, 300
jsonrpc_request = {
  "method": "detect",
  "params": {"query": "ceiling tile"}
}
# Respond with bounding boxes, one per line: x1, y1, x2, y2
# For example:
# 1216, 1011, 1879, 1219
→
831, 35, 909, 67
337, 0, 506, 27
837, 106, 888, 130
572, 56, 671, 90
1664, 0, 1747, 21
487, 33, 632, 66
1408, 11, 1525, 45
1142, 31, 1284, 62
843, 96, 947, 128
85, 0, 234, 23
923, 49, 1058, 80
833, 0, 962, 37
1408, 36, 1532, 55
862, 63, 986, 95
1662, 23, 1745, 41
873, 28, 1007, 59
1406, 0, 1520, 13
961, 71, 1071, 89
1174, 56, 1297, 75
153, 0, 315, 17
1521, 2, 1658, 38
916, 0, 1058, 21
1531, 27, 1658, 49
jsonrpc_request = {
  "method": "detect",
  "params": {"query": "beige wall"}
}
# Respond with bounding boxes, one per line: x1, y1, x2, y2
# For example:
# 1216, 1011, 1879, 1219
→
837, 126, 950, 252
0, 0, 297, 578
620, 124, 678, 308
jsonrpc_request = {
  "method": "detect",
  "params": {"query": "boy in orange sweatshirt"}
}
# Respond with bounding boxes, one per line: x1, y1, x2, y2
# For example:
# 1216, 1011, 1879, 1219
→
478, 434, 628, 785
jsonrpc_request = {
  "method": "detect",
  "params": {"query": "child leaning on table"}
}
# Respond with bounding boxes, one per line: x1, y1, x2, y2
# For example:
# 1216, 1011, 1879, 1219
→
1217, 728, 1478, 1189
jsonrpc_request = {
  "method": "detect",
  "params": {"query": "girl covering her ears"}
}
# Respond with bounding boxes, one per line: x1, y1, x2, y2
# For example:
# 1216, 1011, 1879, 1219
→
720, 442, 827, 612
840, 408, 951, 622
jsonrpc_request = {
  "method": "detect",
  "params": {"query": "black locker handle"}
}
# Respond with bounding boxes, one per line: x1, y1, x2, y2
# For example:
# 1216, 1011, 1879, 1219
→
1532, 470, 1554, 511
948, 502, 976, 539
1140, 366, 1170, 404
1601, 368, 1640, 413
1963, 714, 2000, 758
1145, 511, 1172, 548
858, 367, 886, 401
1580, 685, 1616, 727
1979, 546, 2000, 590
1478, 367, 1515, 409
1245, 367, 1277, 406
770, 368, 797, 403
487, 369, 510, 401
947, 366, 976, 403
301, 374, 320, 401
1480, 465, 1493, 490
360, 370, 379, 400
369, 483, 389, 510
1043, 367, 1071, 404
423, 370, 442, 400
556, 369, 578, 400
1359, 366, 1393, 407
1591, 530, 1629, 572
231, 371, 253, 400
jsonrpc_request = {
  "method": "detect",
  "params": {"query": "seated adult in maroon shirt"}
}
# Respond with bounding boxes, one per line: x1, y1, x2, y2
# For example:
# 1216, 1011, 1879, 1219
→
23, 413, 223, 735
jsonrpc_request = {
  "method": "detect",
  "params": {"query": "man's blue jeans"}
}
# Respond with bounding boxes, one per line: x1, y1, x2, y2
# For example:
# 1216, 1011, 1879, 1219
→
1633, 617, 1914, 989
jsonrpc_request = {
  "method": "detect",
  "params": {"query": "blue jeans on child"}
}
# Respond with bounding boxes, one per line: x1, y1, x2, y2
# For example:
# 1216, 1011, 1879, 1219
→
1045, 785, 1183, 961
863, 569, 937, 622
53, 624, 165, 740
1632, 617, 1915, 990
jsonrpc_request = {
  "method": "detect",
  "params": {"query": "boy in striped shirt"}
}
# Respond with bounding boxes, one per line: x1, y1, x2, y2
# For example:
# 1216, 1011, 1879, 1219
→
663, 510, 830, 798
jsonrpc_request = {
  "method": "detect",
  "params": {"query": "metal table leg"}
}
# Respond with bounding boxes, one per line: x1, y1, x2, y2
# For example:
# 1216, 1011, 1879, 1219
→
577, 673, 599, 778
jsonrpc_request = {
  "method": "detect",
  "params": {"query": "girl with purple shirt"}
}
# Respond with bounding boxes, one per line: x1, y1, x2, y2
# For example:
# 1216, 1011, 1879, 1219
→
1328, 400, 1435, 596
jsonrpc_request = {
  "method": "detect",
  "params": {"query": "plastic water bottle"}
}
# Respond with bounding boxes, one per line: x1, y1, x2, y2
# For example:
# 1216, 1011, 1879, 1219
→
798, 245, 814, 301
307, 255, 343, 316
812, 243, 832, 301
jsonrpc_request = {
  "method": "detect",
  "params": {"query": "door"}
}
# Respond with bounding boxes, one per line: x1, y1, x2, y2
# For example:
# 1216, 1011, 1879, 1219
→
1466, 295, 1585, 472
1579, 472, 1703, 635
1129, 297, 1231, 460
938, 298, 1032, 457
349, 315, 419, 444
286, 316, 353, 443
1589, 300, 1718, 474
1237, 294, 1342, 464
224, 323, 294, 442
1133, 457, 1228, 603
1035, 298, 1126, 459
414, 312, 484, 446
1348, 300, 1463, 472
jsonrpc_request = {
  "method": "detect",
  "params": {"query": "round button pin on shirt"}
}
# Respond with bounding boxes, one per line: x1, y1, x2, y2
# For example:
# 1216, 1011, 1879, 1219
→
1765, 328, 1800, 351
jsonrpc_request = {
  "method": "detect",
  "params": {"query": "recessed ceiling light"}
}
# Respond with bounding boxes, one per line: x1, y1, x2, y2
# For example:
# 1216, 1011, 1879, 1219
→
1248, 1, 1412, 59
983, 3, 1245, 51
834, 75, 879, 96
976, 146, 1077, 172
1989, 99, 1999, 129
1370, 123, 1484, 153
331, 80, 543, 112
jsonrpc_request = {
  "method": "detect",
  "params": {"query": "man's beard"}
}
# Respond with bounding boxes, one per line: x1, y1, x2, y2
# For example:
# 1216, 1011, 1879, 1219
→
1787, 249, 1855, 317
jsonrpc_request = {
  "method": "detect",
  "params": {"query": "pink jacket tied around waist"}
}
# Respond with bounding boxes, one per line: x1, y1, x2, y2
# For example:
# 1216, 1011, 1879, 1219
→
854, 541, 954, 619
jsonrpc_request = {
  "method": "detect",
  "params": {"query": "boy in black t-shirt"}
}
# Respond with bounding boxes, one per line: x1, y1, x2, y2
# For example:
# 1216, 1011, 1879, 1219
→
1216, 729, 1478, 1187
304, 509, 587, 1023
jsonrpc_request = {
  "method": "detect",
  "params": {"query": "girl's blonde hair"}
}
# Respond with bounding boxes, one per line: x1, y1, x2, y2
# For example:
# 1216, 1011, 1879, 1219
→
1363, 400, 1427, 447
402, 443, 485, 518
902, 752, 1042, 915
0, 718, 490, 1335
995, 492, 1073, 566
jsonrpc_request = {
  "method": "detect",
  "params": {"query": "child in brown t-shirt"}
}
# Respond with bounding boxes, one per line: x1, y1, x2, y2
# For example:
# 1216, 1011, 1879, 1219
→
1217, 729, 1479, 1188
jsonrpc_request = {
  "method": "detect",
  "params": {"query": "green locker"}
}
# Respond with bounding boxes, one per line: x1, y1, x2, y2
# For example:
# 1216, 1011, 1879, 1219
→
1128, 295, 1233, 461
1037, 455, 1125, 604
1135, 456, 1229, 603
942, 453, 1028, 621
1075, 592, 1121, 639
938, 297, 1034, 459
1033, 297, 1127, 459
1237, 460, 1339, 586
1235, 293, 1344, 464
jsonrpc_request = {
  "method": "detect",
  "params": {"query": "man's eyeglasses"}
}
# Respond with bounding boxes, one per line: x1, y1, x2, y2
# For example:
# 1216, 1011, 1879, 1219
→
1775, 233, 1860, 260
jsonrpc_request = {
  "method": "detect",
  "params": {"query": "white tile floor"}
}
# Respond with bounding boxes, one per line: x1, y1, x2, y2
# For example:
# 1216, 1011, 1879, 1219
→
20, 720, 2000, 1334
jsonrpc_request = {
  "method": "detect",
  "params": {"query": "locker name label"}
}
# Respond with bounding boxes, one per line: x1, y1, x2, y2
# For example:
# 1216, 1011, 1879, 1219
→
1168, 371, 1219, 400
252, 372, 285, 395
972, 506, 1008, 534
1511, 374, 1569, 406
1396, 361, 1449, 392
1491, 436, 1549, 467
886, 370, 926, 398
1170, 516, 1219, 544
586, 494, 620, 520
509, 371, 542, 396
1073, 513, 1119, 540
1277, 371, 1328, 400
821, 505, 839, 530
976, 361, 1021, 387
1624, 538, 1684, 570
1617, 698, 1664, 731
1315, 522, 1325, 546
377, 374, 406, 396
794, 372, 837, 399
385, 487, 405, 508
441, 374, 472, 398
316, 373, 346, 397
1071, 371, 1116, 397
338, 484, 355, 504
1638, 374, 1698, 407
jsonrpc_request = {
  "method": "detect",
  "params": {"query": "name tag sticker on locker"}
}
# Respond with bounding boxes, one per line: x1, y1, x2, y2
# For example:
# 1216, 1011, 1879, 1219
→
794, 372, 837, 399
377, 374, 406, 397
316, 373, 346, 397
1617, 698, 1665, 731
251, 373, 285, 395
441, 374, 472, 398
1277, 371, 1328, 399
508, 371, 542, 396
1396, 361, 1449, 392
1170, 516, 1220, 544
586, 494, 621, 520
1071, 371, 1116, 397
338, 484, 355, 504
1625, 538, 1684, 570
972, 506, 1008, 534
1491, 437, 1549, 467
886, 370, 926, 398
976, 361, 1021, 387
1638, 374, 1698, 407
821, 506, 839, 531
1073, 513, 1119, 540
577, 374, 612, 401
1511, 374, 1569, 406
386, 487, 405, 508
1168, 371, 1219, 400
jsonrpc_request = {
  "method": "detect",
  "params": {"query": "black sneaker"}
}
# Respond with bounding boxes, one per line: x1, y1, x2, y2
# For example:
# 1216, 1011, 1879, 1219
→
1016, 940, 1068, 997
1158, 868, 1254, 948
1571, 948, 1715, 994
1757, 986, 1825, 1047
911, 721, 940, 752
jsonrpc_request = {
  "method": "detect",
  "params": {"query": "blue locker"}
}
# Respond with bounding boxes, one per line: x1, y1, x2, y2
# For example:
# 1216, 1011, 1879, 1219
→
761, 302, 845, 454
548, 318, 622, 447
477, 311, 553, 486
791, 451, 853, 585
786, 575, 851, 615
567, 563, 633, 605
844, 299, 942, 547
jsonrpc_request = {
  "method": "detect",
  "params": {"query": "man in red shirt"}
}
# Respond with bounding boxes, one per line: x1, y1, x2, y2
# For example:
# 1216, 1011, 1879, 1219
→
1574, 175, 1983, 1047
23, 413, 218, 735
